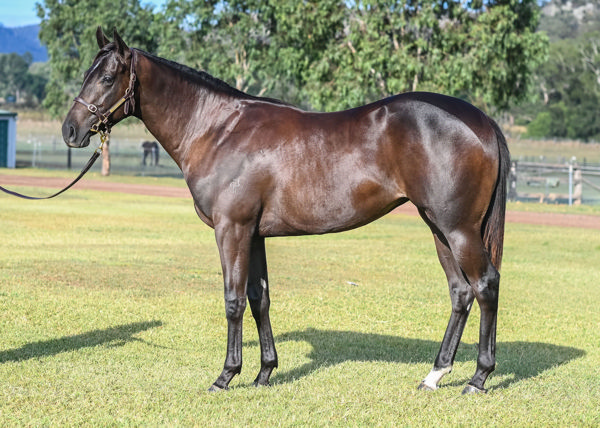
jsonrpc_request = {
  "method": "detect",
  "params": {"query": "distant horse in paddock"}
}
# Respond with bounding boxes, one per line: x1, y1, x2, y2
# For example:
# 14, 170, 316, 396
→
141, 140, 159, 166
62, 28, 509, 394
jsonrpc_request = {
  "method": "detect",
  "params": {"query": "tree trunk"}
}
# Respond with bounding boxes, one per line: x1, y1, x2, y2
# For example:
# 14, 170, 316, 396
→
102, 140, 111, 176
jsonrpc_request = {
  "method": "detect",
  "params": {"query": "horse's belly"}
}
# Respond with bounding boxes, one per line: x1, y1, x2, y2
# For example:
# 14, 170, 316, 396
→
258, 179, 402, 236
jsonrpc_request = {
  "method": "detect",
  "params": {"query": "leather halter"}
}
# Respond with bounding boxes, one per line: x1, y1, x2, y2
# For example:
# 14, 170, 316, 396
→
0, 50, 138, 200
73, 49, 138, 134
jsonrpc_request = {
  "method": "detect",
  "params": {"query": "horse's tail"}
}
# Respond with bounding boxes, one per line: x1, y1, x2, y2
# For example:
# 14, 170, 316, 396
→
482, 119, 510, 271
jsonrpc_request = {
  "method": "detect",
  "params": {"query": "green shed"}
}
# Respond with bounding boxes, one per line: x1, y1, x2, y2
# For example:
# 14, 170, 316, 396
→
0, 110, 17, 168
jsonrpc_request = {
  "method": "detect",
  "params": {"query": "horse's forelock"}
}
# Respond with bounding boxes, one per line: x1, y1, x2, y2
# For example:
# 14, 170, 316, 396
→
84, 44, 128, 81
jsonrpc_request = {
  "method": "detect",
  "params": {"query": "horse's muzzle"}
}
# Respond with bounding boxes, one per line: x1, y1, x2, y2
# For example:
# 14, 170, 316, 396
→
62, 120, 92, 148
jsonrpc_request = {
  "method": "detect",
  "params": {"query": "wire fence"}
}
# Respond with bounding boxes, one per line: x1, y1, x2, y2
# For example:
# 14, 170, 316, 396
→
15, 135, 183, 178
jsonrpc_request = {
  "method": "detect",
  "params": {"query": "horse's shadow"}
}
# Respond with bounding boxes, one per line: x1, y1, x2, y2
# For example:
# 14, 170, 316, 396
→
2, 323, 585, 391
0, 320, 163, 364
254, 328, 585, 390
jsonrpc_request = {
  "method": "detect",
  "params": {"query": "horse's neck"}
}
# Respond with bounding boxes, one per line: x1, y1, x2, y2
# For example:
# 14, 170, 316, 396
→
135, 53, 236, 169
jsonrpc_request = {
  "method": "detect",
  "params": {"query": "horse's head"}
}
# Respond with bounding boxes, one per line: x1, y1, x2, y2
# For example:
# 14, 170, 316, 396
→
62, 27, 136, 148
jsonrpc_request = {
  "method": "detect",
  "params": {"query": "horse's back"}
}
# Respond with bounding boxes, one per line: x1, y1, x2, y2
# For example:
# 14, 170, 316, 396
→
389, 92, 494, 141
245, 93, 500, 236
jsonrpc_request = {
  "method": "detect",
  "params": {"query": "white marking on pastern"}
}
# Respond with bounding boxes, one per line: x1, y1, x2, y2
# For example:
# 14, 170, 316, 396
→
421, 366, 452, 390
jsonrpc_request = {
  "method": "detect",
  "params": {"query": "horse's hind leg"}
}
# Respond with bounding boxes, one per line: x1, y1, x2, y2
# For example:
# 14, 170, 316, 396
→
419, 233, 475, 391
445, 227, 499, 393
247, 236, 278, 386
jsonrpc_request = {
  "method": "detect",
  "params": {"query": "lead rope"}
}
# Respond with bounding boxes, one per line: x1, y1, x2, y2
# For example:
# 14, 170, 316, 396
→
0, 131, 108, 200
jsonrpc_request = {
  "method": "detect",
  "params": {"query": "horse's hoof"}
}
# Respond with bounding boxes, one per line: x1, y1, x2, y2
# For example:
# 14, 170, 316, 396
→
253, 380, 271, 388
208, 383, 229, 392
417, 382, 437, 392
462, 384, 487, 395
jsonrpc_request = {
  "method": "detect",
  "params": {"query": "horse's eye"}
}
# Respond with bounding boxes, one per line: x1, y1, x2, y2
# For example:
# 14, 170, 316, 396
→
101, 75, 114, 85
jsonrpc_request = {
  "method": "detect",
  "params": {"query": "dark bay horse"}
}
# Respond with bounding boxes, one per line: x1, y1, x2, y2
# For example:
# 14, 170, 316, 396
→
62, 28, 509, 394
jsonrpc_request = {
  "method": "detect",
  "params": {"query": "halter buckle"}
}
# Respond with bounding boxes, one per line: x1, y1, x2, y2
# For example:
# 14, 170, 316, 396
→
97, 131, 109, 154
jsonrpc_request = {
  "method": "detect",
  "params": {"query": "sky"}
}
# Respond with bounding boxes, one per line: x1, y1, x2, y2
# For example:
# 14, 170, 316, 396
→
0, 0, 167, 28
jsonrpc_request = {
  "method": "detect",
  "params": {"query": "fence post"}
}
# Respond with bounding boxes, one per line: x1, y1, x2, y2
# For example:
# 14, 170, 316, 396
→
567, 157, 582, 206
32, 141, 40, 168
568, 163, 573, 206
509, 161, 518, 201
573, 166, 582, 205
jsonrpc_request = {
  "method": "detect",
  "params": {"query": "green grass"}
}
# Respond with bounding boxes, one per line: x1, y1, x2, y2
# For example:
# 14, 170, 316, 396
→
507, 201, 600, 215
0, 166, 188, 188
0, 187, 599, 426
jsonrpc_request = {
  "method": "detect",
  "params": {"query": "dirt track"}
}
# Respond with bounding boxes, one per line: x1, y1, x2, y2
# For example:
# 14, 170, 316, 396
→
1, 174, 599, 230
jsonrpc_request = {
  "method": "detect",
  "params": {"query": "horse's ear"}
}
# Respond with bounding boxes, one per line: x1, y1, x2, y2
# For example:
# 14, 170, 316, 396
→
96, 26, 110, 49
113, 28, 130, 59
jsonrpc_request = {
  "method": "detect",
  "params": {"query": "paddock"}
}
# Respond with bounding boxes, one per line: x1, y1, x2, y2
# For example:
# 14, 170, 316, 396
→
0, 180, 597, 426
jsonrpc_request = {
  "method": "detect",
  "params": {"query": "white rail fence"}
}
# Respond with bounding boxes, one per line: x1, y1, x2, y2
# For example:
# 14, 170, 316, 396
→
509, 160, 600, 205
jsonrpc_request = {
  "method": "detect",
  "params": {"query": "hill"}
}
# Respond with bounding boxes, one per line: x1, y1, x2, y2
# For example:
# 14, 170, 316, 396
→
0, 24, 47, 62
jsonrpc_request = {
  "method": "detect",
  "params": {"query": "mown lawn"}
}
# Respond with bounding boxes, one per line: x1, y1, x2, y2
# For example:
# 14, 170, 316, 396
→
0, 186, 598, 426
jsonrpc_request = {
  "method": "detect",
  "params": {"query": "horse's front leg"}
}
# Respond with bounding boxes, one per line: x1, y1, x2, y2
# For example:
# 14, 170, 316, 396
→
209, 220, 254, 391
247, 236, 278, 386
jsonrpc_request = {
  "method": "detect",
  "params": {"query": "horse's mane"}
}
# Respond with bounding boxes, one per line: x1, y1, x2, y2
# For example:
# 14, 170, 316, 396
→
138, 49, 289, 106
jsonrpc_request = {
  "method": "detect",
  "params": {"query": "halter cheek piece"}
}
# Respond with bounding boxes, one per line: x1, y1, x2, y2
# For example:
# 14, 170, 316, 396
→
73, 49, 138, 134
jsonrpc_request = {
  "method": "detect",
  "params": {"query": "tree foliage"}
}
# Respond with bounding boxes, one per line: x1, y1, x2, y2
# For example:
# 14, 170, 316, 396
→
156, 0, 547, 112
36, 0, 158, 118
523, 1, 600, 141
0, 52, 47, 105
37, 0, 547, 116
155, 0, 276, 96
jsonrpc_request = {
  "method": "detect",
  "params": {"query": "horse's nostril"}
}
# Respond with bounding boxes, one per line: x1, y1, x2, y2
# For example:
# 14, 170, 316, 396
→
68, 125, 76, 142
62, 120, 78, 144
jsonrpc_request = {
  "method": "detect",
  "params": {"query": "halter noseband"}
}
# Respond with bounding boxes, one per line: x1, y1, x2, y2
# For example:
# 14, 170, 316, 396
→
73, 49, 138, 134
